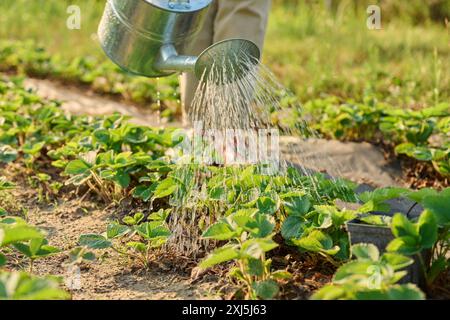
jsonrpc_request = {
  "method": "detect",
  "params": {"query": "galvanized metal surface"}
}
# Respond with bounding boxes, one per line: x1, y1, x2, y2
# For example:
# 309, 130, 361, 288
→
98, 0, 261, 81
98, 0, 211, 77
146, 0, 213, 12
195, 38, 261, 84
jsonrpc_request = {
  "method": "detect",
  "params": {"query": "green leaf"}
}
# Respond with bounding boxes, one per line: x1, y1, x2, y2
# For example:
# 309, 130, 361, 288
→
310, 285, 346, 300
359, 200, 391, 214
135, 222, 170, 240
65, 159, 91, 175
0, 177, 15, 191
386, 236, 421, 255
13, 240, 59, 259
148, 209, 170, 222
381, 253, 413, 271
241, 213, 275, 238
281, 215, 307, 240
0, 271, 70, 300
333, 260, 374, 282
133, 184, 155, 202
0, 225, 43, 246
315, 205, 356, 227
252, 280, 279, 299
82, 251, 96, 261
271, 270, 292, 280
93, 128, 110, 145
314, 211, 333, 229
352, 243, 379, 261
22, 141, 45, 156
422, 193, 450, 227
0, 145, 18, 163
106, 223, 129, 239
282, 193, 310, 217
359, 187, 409, 204
391, 213, 418, 238
133, 212, 145, 224
126, 241, 147, 253
232, 209, 258, 227
68, 247, 96, 263
13, 242, 32, 258
353, 289, 393, 300
35, 245, 60, 258
200, 245, 240, 269
152, 178, 177, 199
247, 258, 264, 277
209, 187, 225, 200
122, 212, 145, 226
358, 214, 392, 226
256, 197, 278, 215
241, 238, 278, 259
292, 230, 339, 255
0, 253, 6, 266
113, 170, 130, 188
29, 238, 45, 256
407, 188, 438, 203
427, 256, 447, 284
395, 143, 415, 156
202, 220, 236, 241
78, 234, 112, 249
417, 210, 437, 248
385, 284, 425, 300
411, 147, 433, 161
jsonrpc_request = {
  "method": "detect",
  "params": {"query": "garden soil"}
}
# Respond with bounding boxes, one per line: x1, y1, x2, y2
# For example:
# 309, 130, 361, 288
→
13, 78, 405, 300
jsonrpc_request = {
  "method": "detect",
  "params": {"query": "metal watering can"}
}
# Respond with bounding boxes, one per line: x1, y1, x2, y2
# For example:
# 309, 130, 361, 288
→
98, 0, 261, 83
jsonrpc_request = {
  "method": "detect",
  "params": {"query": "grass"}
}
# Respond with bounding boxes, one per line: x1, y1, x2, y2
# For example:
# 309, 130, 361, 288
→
266, 1, 449, 107
0, 0, 448, 108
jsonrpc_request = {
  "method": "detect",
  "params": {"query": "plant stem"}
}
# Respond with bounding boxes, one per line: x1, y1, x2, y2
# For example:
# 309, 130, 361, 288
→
416, 252, 428, 286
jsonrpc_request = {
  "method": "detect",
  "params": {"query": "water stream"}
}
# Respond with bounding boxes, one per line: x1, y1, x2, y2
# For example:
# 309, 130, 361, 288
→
164, 51, 349, 257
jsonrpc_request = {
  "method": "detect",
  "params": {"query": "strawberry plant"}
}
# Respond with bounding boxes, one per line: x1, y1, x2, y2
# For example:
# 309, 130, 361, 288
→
282, 203, 356, 261
0, 216, 60, 271
303, 96, 450, 182
311, 244, 425, 300
0, 177, 15, 191
0, 271, 70, 300
386, 188, 450, 287
79, 210, 171, 268
200, 209, 291, 300
0, 211, 69, 300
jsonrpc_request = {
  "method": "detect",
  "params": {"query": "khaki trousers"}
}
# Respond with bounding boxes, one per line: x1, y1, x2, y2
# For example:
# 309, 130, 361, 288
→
180, 0, 271, 125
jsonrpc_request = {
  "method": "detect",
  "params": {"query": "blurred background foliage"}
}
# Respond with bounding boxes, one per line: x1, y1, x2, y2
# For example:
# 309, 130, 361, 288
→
272, 0, 450, 24
0, 0, 448, 108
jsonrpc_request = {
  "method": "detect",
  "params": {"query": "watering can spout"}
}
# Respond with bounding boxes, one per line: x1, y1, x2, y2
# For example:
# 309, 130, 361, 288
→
154, 44, 197, 73
155, 39, 261, 84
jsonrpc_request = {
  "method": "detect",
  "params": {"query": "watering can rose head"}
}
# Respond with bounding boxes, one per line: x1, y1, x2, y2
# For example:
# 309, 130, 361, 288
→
98, 0, 261, 84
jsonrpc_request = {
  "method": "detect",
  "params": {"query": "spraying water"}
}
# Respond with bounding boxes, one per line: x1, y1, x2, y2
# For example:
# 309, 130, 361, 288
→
165, 50, 350, 257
